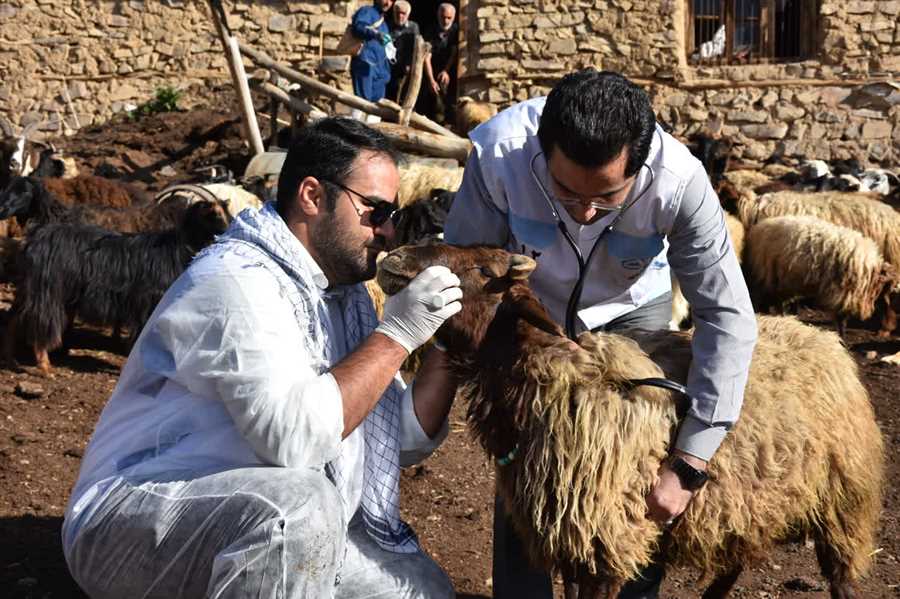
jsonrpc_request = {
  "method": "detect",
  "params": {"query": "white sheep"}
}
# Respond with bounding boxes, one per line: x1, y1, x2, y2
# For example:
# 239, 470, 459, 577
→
398, 161, 463, 207
745, 215, 897, 336
154, 183, 262, 218
730, 188, 900, 267
456, 97, 497, 135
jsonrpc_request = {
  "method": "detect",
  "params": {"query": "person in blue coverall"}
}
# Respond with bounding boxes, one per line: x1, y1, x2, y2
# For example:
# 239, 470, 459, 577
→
350, 0, 395, 103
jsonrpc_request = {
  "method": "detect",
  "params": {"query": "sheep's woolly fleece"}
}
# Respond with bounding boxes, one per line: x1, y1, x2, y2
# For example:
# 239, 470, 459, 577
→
745, 215, 891, 320
398, 162, 464, 207
735, 189, 900, 267
722, 169, 773, 192
478, 316, 883, 583
456, 98, 497, 135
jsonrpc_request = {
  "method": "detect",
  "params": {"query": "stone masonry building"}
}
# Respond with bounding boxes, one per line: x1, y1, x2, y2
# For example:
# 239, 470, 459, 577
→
1, 0, 897, 165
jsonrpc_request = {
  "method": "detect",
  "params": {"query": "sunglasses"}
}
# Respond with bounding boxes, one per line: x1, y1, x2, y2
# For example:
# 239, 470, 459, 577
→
324, 179, 398, 227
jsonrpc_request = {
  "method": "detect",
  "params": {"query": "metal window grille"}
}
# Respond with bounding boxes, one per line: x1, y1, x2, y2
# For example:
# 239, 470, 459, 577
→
688, 0, 815, 65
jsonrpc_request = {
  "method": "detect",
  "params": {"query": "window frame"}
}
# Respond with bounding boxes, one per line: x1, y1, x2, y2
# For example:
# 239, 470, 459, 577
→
686, 0, 819, 65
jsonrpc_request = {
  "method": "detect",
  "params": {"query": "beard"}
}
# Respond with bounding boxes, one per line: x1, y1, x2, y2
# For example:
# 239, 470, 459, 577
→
311, 211, 381, 285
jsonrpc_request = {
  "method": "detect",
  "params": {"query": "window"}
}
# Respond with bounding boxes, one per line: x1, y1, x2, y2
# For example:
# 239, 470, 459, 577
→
686, 0, 819, 65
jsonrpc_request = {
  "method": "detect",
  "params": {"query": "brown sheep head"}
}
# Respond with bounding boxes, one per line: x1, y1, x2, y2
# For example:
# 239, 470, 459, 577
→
377, 243, 563, 355
180, 199, 232, 252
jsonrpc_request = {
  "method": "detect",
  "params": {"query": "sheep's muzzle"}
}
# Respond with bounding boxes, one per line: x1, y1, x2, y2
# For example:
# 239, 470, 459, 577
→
376, 248, 422, 295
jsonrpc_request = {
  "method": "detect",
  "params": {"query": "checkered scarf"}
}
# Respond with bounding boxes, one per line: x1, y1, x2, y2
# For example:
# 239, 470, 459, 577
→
197, 202, 419, 553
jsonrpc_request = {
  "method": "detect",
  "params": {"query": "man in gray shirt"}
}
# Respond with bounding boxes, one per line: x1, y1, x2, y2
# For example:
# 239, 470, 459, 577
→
444, 69, 758, 598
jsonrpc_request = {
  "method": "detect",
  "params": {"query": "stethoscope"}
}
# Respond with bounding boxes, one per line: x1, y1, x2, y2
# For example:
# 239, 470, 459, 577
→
528, 148, 657, 341
523, 136, 692, 411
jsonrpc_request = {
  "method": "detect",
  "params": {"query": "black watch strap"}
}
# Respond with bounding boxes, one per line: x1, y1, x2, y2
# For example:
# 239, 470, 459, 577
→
670, 456, 709, 491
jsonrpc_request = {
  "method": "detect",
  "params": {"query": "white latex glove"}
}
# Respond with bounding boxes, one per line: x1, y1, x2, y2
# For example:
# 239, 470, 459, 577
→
375, 265, 462, 354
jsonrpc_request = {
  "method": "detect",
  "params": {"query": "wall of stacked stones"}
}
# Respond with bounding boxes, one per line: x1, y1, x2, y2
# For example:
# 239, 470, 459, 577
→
0, 0, 356, 134
468, 0, 899, 164
1, 0, 897, 165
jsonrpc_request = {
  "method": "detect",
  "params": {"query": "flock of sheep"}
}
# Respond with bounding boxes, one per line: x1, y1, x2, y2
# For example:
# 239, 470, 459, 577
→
718, 168, 900, 338
1, 114, 898, 597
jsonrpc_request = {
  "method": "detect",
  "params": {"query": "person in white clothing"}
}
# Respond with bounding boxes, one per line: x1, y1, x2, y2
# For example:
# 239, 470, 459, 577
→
444, 69, 758, 598
62, 117, 461, 599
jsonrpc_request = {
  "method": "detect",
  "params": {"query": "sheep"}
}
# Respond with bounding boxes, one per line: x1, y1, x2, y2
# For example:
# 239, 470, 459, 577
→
4, 199, 231, 373
398, 162, 464, 206
456, 97, 497, 135
720, 169, 773, 194
669, 212, 744, 330
858, 168, 898, 195
376, 242, 884, 599
744, 215, 897, 337
154, 182, 262, 219
391, 189, 455, 247
728, 188, 900, 268
0, 176, 195, 235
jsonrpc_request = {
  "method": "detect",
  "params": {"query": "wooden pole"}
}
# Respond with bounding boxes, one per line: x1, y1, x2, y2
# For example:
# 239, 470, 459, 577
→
259, 82, 330, 120
399, 34, 426, 127
238, 41, 462, 139
207, 0, 264, 156
259, 83, 471, 161
226, 36, 265, 155
368, 122, 471, 161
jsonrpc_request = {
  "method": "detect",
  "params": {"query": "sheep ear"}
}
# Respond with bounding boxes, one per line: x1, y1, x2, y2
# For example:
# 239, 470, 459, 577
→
507, 254, 536, 280
504, 288, 564, 337
0, 115, 15, 137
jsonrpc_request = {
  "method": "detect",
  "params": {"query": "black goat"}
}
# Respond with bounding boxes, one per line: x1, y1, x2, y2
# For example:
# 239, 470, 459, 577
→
0, 176, 188, 235
686, 134, 732, 186
391, 189, 455, 247
4, 200, 231, 373
0, 176, 77, 230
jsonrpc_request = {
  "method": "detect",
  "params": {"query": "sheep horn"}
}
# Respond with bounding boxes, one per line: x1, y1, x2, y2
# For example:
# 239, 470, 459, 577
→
508, 254, 536, 280
0, 115, 15, 137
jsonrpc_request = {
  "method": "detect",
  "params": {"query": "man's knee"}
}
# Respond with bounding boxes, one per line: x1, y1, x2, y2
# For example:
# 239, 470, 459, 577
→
409, 555, 454, 599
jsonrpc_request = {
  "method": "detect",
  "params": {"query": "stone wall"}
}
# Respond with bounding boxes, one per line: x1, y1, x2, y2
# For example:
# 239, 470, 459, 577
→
1, 0, 898, 165
466, 0, 899, 164
0, 0, 358, 134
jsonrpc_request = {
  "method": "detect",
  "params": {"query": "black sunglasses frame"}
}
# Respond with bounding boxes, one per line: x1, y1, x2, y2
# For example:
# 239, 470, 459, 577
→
324, 179, 398, 227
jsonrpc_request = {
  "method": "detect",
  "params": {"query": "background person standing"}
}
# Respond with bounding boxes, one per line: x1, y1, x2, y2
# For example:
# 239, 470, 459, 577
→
350, 0, 395, 110
386, 1, 420, 102
418, 3, 458, 125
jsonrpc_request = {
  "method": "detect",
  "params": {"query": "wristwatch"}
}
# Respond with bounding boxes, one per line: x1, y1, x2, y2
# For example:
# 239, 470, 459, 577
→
669, 456, 709, 491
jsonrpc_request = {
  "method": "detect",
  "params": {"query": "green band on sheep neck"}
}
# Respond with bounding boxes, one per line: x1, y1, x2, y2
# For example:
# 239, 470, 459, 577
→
497, 445, 518, 466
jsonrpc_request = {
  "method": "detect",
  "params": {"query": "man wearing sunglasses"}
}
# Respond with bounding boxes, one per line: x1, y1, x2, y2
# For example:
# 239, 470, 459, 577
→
445, 69, 757, 598
62, 118, 460, 599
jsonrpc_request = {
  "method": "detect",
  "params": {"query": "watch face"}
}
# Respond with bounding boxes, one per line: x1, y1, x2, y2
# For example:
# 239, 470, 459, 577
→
673, 457, 708, 490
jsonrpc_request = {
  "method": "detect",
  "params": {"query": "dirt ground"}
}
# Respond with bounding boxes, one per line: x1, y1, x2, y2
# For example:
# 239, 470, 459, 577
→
1, 87, 898, 598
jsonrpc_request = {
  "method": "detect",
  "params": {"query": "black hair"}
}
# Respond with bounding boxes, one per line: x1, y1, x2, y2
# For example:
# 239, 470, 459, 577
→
276, 117, 402, 216
537, 69, 656, 177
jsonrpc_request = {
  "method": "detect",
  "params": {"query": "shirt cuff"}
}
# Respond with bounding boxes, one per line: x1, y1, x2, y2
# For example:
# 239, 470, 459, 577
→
673, 415, 728, 462
398, 381, 448, 467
